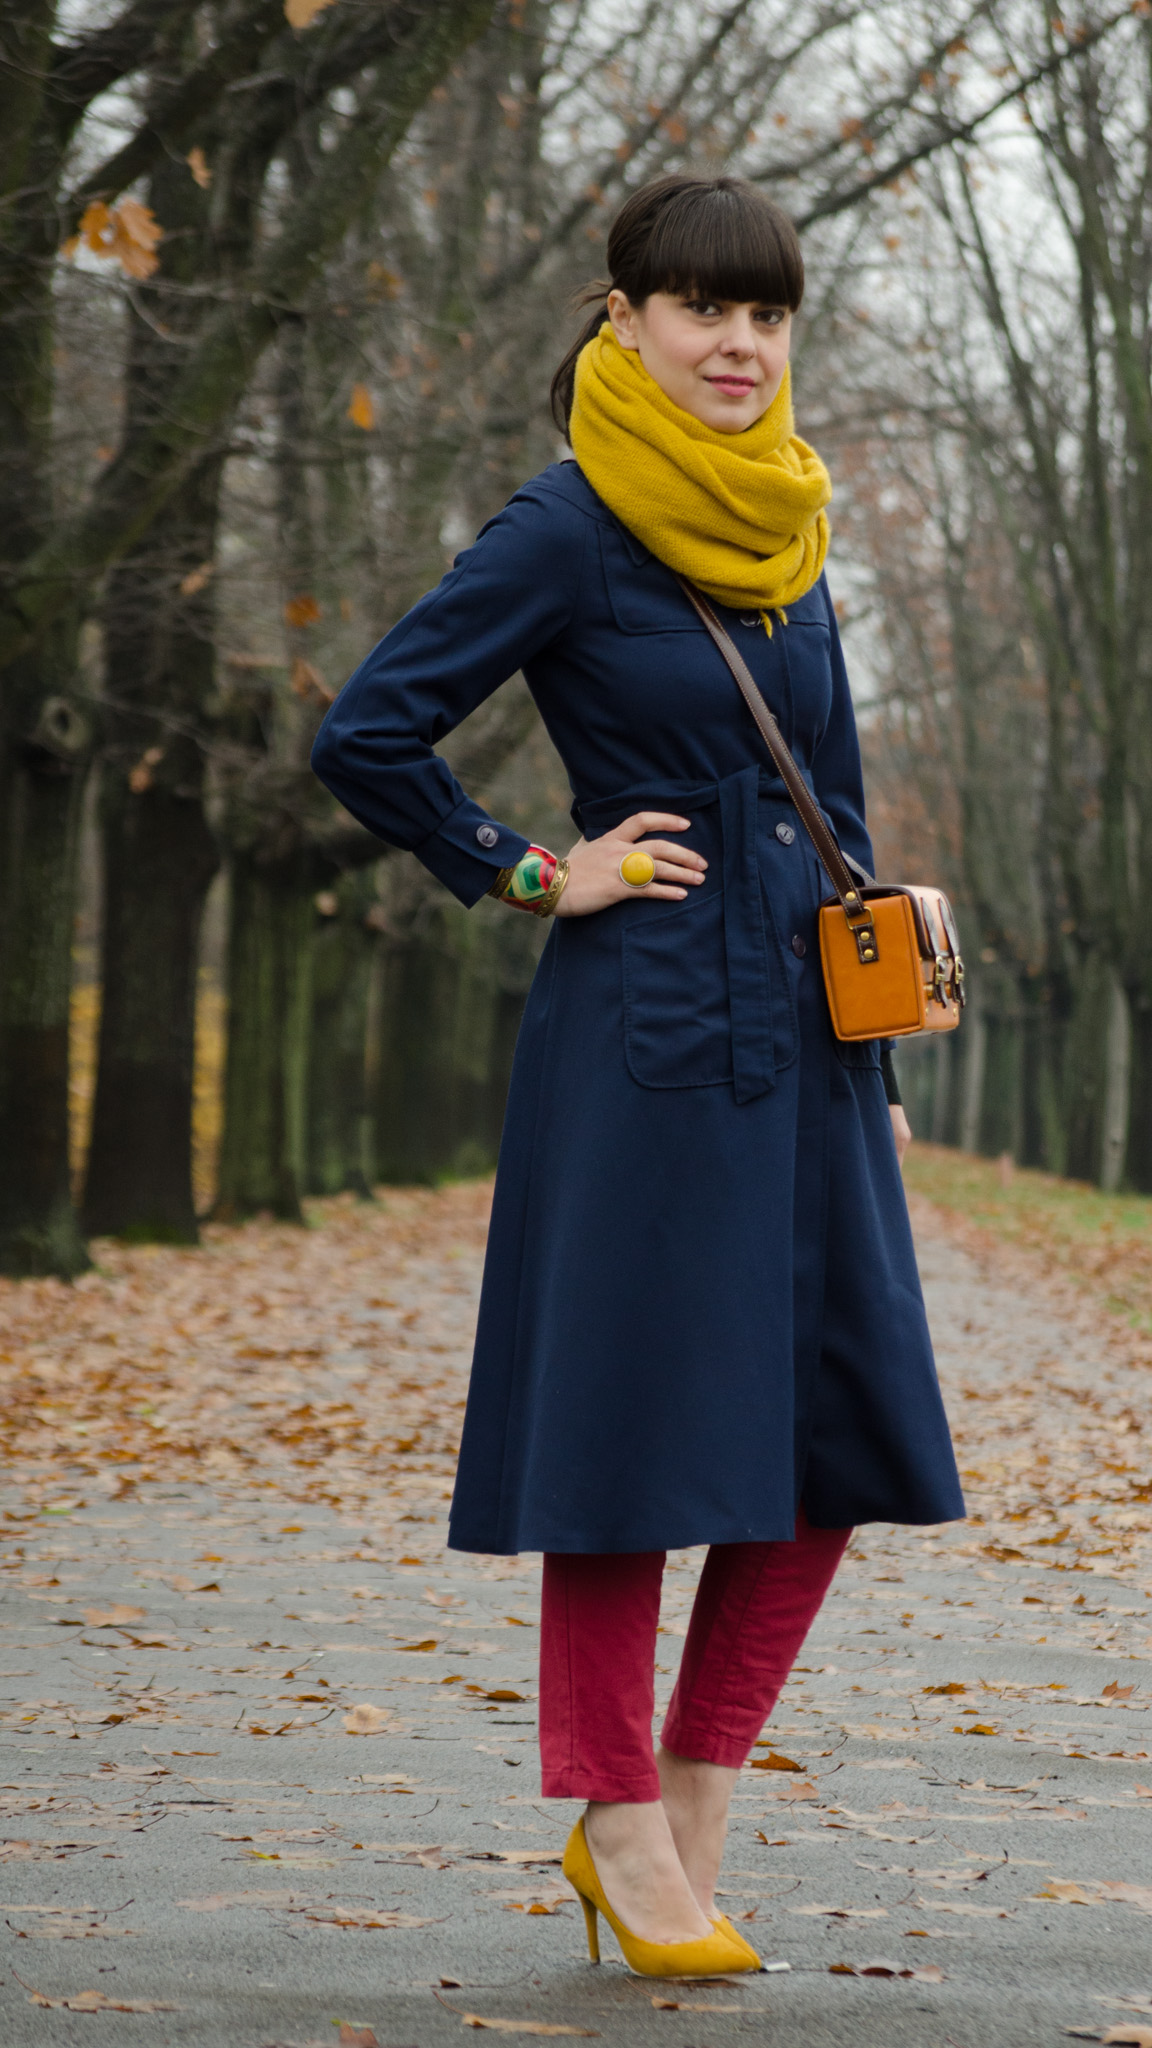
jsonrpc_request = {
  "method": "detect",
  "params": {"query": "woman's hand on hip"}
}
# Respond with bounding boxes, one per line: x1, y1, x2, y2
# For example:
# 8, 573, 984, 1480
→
553, 812, 706, 918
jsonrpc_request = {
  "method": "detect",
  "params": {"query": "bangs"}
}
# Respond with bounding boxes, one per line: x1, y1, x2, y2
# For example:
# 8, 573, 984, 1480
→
627, 181, 803, 311
550, 174, 806, 434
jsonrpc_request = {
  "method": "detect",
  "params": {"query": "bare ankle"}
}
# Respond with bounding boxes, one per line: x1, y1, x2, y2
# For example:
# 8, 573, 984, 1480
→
657, 1749, 737, 1915
581, 1799, 711, 1942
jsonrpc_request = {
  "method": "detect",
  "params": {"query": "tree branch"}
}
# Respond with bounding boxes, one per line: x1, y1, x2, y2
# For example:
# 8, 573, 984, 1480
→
65, 0, 290, 216
794, 6, 1134, 227
47, 0, 195, 140
0, 0, 499, 672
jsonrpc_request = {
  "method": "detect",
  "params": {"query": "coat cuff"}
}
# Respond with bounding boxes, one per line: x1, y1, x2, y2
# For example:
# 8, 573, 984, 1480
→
880, 1045, 902, 1106
414, 796, 532, 908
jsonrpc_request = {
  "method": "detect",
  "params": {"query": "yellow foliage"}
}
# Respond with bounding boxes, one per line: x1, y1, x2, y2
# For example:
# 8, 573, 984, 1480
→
285, 0, 337, 25
64, 198, 162, 278
347, 382, 376, 430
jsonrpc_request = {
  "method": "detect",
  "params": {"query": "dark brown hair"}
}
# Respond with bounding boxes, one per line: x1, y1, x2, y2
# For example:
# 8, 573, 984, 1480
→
550, 174, 804, 436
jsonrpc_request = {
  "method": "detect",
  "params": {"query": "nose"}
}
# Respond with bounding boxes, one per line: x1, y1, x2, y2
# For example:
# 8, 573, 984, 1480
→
718, 311, 758, 357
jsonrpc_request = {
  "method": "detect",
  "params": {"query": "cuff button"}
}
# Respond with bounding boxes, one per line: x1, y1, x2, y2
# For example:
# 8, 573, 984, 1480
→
476, 824, 499, 848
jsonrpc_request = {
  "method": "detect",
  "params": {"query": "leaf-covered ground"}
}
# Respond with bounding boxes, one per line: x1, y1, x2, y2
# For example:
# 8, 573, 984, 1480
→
905, 1141, 1152, 1336
1, 1167, 1151, 2046
0, 1184, 486, 1534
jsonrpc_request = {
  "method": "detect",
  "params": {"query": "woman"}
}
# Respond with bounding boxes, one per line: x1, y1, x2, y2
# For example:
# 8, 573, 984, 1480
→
312, 173, 964, 1977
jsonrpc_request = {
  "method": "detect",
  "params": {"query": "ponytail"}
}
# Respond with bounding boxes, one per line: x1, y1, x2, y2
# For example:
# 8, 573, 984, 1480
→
549, 282, 609, 438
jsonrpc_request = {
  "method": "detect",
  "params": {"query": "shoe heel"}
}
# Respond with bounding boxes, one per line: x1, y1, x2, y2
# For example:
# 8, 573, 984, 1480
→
579, 1893, 600, 1964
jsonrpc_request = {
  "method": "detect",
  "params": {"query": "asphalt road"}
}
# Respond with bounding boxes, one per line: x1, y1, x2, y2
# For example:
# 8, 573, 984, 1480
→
2, 1205, 1150, 2048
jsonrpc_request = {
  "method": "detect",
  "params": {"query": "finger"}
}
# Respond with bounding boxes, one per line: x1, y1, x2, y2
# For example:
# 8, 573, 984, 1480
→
632, 883, 690, 900
617, 811, 692, 841
633, 840, 707, 870
650, 859, 704, 884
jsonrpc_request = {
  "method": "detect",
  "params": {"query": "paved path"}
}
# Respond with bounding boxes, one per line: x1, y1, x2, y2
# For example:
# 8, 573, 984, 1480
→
1, 1187, 1150, 2047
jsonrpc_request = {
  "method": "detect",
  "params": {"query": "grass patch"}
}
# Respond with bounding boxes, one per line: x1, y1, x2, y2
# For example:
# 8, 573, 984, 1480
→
904, 1141, 1152, 1334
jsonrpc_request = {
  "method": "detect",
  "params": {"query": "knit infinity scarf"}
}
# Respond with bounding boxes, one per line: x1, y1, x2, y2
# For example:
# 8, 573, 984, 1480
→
569, 323, 831, 625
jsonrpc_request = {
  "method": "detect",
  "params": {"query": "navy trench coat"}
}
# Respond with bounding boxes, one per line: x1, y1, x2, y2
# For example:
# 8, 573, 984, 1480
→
312, 461, 965, 1555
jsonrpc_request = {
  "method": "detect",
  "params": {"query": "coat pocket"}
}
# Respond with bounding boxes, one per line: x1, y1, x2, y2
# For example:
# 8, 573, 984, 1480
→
834, 1035, 883, 1071
623, 894, 734, 1089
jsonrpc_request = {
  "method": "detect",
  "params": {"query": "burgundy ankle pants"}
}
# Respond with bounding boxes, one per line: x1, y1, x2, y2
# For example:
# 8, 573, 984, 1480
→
539, 1510, 851, 1802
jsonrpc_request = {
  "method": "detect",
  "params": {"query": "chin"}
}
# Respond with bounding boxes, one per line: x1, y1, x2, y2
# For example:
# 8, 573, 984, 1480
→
703, 405, 758, 434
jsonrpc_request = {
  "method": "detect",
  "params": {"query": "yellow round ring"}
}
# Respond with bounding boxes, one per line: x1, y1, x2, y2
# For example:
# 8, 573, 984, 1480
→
620, 849, 657, 889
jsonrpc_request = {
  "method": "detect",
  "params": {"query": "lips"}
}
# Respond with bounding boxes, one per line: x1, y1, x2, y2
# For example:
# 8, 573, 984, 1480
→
707, 377, 756, 393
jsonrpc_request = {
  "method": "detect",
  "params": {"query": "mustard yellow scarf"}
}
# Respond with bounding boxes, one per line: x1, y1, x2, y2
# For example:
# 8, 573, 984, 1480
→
569, 324, 831, 627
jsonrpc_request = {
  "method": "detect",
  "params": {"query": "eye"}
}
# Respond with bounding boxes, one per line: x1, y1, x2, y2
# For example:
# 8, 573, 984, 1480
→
754, 307, 786, 325
684, 298, 722, 316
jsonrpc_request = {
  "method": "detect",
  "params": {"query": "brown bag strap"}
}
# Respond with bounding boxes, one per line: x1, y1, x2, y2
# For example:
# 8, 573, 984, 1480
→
677, 577, 878, 957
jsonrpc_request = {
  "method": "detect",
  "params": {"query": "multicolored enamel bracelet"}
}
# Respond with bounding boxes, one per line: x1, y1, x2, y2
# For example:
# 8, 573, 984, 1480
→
487, 844, 570, 918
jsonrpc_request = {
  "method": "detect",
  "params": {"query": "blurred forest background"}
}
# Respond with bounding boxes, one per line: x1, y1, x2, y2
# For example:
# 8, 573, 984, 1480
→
2, 0, 1150, 1278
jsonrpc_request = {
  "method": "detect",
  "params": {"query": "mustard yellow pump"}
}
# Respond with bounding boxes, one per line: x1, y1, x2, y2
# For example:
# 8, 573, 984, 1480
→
561, 1818, 760, 1977
712, 1911, 763, 1969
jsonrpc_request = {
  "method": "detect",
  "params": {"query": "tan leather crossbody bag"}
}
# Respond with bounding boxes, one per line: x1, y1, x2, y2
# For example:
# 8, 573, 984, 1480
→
679, 579, 965, 1041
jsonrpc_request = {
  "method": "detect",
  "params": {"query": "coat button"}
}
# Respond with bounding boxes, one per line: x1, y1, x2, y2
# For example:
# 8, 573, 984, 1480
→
739, 613, 761, 627
475, 824, 499, 848
791, 934, 807, 958
775, 821, 796, 845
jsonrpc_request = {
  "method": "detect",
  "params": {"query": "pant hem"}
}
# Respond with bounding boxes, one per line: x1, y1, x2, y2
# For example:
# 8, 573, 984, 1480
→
660, 1719, 753, 1771
540, 1768, 662, 1803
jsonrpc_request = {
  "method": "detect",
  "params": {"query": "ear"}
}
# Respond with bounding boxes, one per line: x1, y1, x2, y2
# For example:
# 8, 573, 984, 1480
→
606, 288, 641, 351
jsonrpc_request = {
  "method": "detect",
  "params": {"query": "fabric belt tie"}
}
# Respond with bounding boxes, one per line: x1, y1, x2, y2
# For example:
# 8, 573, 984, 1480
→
718, 766, 777, 1105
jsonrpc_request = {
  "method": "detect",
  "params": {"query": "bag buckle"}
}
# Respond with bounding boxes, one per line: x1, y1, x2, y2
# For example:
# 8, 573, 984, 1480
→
844, 895, 879, 965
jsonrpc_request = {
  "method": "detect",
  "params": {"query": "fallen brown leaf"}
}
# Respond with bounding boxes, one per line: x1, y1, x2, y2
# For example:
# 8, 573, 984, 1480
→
651, 1998, 745, 2011
343, 1704, 391, 1735
302, 1907, 436, 1929
469, 1850, 562, 1866
1102, 2030, 1152, 2047
791, 1905, 888, 1919
338, 2029, 379, 2048
456, 2022, 598, 2037
749, 1751, 803, 1771
82, 1604, 146, 1627
17, 1973, 177, 2012
829, 1960, 945, 1981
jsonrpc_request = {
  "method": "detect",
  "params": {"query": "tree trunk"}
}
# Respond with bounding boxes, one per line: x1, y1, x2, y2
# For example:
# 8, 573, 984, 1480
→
1099, 968, 1131, 1192
978, 1008, 1022, 1160
82, 778, 219, 1239
215, 859, 314, 1222
959, 977, 987, 1155
0, 35, 91, 1275
0, 693, 91, 1276
83, 427, 224, 1238
1126, 996, 1152, 1193
306, 874, 380, 1198
373, 905, 500, 1184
